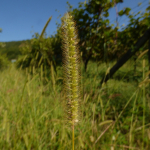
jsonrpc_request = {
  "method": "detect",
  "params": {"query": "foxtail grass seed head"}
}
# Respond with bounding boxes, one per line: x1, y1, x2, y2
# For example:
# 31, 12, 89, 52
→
62, 13, 80, 126
39, 16, 52, 41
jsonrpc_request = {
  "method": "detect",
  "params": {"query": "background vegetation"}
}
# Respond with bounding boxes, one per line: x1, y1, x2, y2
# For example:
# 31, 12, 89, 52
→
0, 0, 150, 149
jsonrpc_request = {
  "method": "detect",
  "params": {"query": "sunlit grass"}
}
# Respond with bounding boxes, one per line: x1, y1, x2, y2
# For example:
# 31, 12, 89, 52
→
0, 59, 149, 149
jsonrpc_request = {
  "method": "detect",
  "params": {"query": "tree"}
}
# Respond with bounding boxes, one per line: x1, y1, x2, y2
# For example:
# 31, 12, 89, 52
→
68, 0, 123, 71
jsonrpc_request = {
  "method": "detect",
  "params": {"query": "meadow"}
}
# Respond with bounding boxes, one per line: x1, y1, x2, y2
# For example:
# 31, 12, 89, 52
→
0, 57, 150, 150
0, 0, 150, 149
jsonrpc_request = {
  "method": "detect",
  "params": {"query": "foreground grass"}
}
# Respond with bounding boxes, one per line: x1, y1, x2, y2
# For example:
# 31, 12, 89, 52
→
0, 61, 150, 150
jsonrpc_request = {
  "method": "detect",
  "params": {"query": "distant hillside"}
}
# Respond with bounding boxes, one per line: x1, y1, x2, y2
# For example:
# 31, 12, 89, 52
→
0, 40, 30, 60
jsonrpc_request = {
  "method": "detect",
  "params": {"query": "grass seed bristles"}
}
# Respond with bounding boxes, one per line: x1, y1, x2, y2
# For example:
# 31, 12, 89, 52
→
61, 13, 80, 150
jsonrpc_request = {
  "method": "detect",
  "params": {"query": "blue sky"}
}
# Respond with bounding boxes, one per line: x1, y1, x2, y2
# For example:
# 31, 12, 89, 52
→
0, 0, 149, 42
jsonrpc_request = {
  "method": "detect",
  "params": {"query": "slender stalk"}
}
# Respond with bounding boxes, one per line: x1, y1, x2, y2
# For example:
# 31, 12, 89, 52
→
39, 16, 52, 41
72, 123, 74, 150
129, 92, 138, 149
142, 59, 146, 150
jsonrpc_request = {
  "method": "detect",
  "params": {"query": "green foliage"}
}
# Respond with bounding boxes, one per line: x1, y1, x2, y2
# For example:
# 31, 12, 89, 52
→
17, 34, 53, 71
118, 7, 131, 16
0, 40, 30, 60
16, 31, 62, 85
16, 17, 62, 80
66, 0, 125, 70
0, 53, 9, 70
0, 42, 5, 48
65, 0, 150, 71
0, 36, 9, 69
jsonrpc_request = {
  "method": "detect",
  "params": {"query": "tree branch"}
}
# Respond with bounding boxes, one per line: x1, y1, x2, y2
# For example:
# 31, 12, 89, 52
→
100, 28, 150, 85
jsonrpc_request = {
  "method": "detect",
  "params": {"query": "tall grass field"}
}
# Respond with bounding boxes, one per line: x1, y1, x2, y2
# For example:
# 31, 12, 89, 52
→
0, 56, 150, 150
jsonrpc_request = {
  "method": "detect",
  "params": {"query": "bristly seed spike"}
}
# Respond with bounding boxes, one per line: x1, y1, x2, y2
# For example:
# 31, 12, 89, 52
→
62, 13, 81, 127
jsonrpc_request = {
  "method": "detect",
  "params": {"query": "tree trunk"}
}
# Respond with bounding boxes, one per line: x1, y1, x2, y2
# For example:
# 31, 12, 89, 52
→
84, 54, 92, 72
